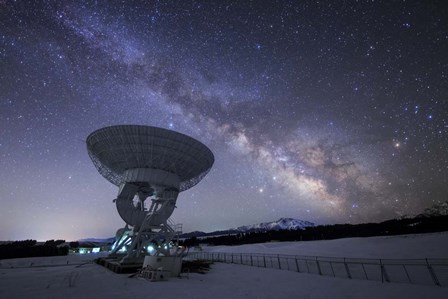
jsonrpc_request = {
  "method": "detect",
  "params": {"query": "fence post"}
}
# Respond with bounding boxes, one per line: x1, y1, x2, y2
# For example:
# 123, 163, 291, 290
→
329, 262, 335, 277
344, 258, 352, 279
361, 264, 368, 280
316, 257, 322, 275
278, 255, 281, 270
380, 259, 389, 283
250, 255, 253, 266
295, 257, 300, 272
263, 256, 266, 268
240, 254, 243, 264
231, 254, 234, 264
426, 258, 441, 287
403, 265, 412, 284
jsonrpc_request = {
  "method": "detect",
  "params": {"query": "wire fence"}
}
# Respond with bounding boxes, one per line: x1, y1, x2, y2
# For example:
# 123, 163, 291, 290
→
186, 252, 448, 287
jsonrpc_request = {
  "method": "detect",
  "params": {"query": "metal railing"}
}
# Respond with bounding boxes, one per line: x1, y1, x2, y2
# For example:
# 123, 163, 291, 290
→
168, 218, 182, 235
186, 252, 448, 287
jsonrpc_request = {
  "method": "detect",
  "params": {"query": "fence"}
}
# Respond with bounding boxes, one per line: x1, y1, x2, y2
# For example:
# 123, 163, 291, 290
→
186, 252, 448, 287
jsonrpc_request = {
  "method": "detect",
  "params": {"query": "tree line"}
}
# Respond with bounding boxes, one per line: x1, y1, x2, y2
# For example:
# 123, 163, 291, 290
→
0, 239, 68, 259
181, 215, 448, 247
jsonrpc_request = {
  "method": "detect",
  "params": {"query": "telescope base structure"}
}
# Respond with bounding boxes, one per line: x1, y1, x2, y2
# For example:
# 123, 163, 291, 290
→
102, 218, 185, 275
109, 221, 184, 265
143, 256, 182, 277
95, 257, 143, 274
108, 168, 184, 265
95, 255, 183, 277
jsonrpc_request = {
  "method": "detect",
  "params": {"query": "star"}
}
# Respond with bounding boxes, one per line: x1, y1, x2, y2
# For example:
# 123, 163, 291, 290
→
0, 0, 447, 240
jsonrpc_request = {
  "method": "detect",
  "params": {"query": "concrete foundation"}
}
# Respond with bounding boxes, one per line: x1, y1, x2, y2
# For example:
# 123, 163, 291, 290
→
143, 256, 182, 277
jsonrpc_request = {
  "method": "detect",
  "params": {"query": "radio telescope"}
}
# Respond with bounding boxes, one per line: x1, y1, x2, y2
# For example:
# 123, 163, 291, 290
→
86, 125, 214, 268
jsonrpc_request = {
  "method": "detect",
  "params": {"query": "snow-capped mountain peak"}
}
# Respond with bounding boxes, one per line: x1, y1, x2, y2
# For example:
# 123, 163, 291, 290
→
236, 218, 315, 232
421, 201, 448, 217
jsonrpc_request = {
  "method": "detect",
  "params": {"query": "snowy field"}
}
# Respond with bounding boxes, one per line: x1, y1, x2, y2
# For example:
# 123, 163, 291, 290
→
201, 232, 448, 258
1, 233, 448, 299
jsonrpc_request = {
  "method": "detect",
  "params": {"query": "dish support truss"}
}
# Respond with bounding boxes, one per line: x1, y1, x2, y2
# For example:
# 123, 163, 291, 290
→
108, 168, 184, 264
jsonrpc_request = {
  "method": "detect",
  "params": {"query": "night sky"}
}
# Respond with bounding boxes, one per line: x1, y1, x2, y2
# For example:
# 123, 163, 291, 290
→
1, 1, 447, 241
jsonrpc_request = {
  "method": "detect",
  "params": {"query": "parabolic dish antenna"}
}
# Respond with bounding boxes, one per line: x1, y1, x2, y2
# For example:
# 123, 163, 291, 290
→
87, 125, 214, 191
86, 125, 214, 266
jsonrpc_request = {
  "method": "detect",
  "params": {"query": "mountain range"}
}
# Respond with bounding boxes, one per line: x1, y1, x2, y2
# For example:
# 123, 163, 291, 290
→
179, 218, 315, 238
77, 218, 315, 243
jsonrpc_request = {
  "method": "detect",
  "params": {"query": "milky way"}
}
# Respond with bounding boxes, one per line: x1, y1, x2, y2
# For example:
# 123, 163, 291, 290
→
1, 1, 447, 240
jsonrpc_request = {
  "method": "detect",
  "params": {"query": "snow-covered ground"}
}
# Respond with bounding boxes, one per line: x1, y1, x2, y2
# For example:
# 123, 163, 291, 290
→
202, 232, 448, 259
1, 233, 448, 299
